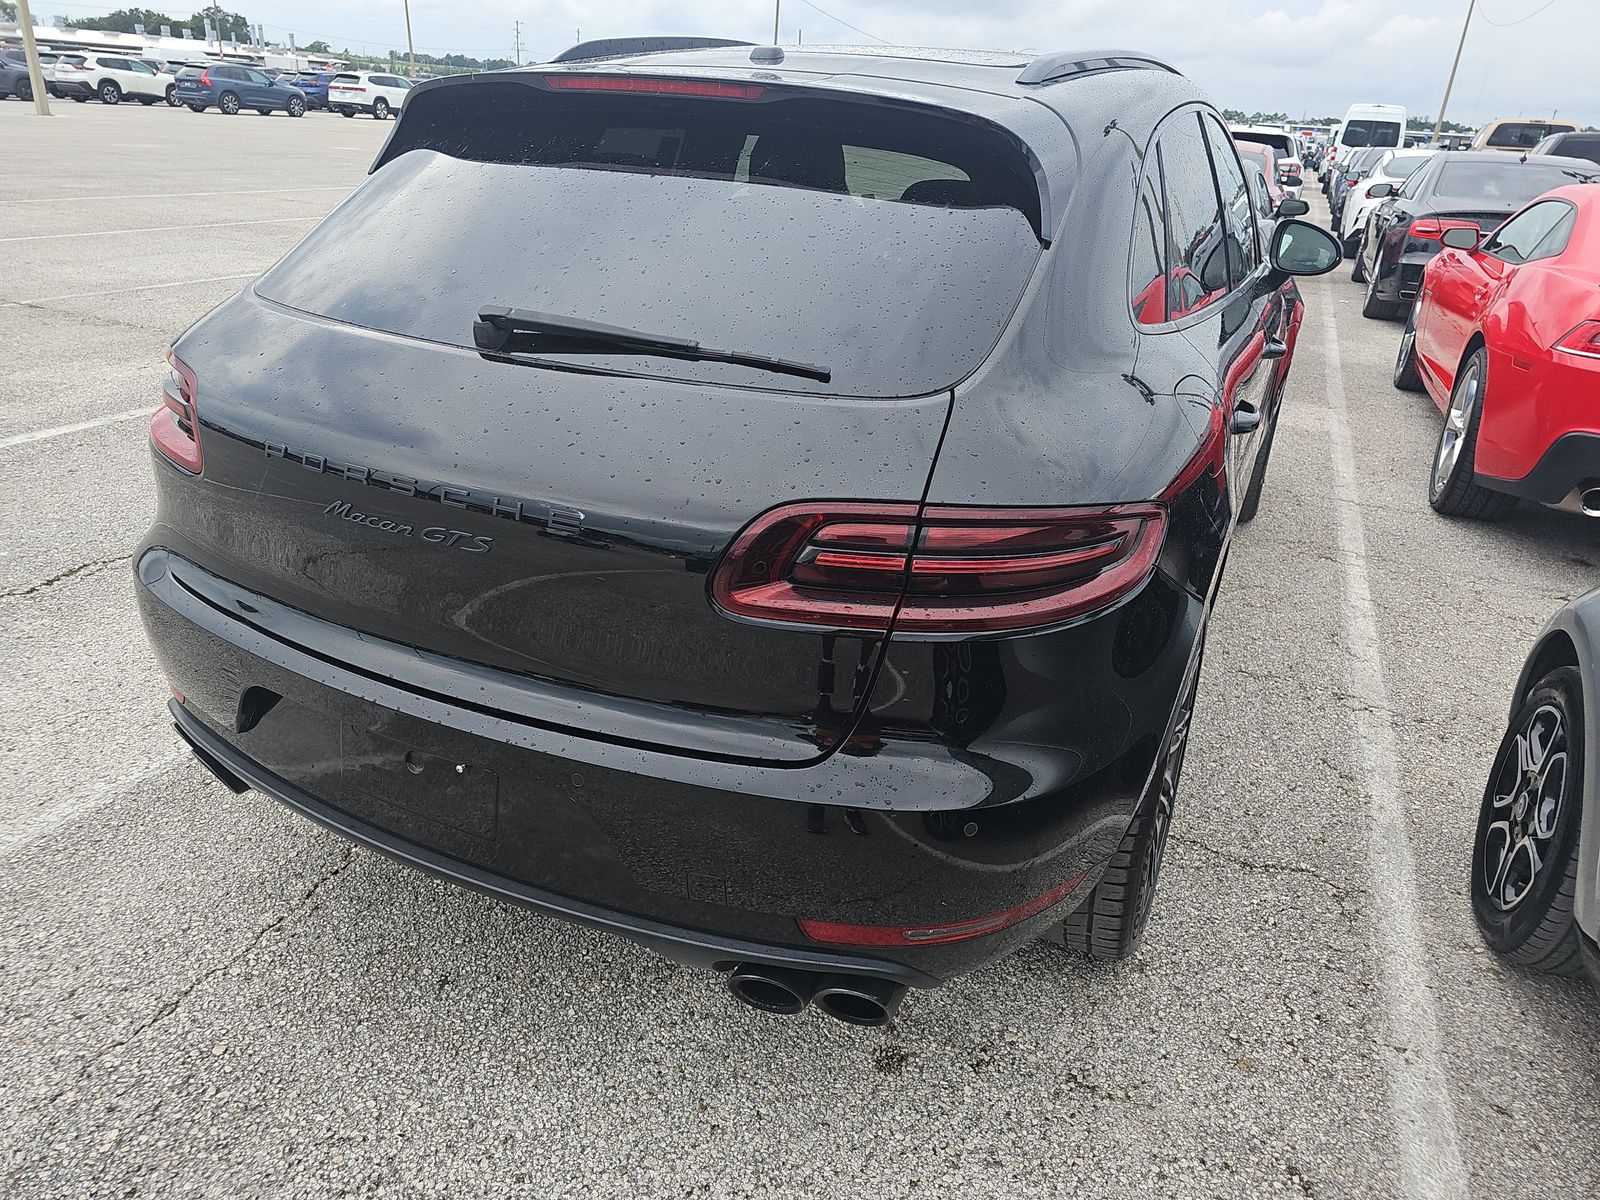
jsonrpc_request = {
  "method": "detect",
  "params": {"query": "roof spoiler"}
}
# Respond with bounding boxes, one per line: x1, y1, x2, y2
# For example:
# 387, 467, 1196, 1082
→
550, 37, 755, 64
1017, 49, 1180, 86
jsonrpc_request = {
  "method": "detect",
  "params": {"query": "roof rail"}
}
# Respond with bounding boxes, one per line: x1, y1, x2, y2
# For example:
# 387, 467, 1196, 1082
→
1016, 49, 1179, 86
549, 37, 754, 64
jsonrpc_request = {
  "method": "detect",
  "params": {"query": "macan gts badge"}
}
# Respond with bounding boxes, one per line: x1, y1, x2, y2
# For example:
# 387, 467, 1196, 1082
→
135, 39, 1339, 1026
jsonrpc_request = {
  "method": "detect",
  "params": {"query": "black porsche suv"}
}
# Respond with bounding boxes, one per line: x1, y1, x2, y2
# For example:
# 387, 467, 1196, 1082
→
137, 39, 1338, 1025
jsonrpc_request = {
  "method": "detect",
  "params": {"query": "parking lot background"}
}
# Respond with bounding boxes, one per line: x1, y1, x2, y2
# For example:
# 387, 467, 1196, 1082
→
3, 103, 1599, 1199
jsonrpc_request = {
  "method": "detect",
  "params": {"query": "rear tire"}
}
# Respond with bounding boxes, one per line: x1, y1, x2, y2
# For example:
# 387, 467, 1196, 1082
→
1393, 301, 1426, 392
341, 108, 355, 118
219, 90, 239, 115
16, 79, 31, 102
1059, 665, 1197, 960
99, 80, 121, 104
188, 103, 206, 113
1472, 667, 1587, 975
373, 97, 389, 120
1361, 264, 1404, 320
166, 84, 180, 106
1429, 348, 1516, 519
70, 94, 88, 103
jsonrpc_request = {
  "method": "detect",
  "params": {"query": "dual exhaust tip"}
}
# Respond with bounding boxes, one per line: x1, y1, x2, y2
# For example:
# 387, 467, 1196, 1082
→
726, 964, 907, 1027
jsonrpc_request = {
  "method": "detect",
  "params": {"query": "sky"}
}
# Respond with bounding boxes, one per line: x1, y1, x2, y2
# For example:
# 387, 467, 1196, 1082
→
33, 0, 1600, 128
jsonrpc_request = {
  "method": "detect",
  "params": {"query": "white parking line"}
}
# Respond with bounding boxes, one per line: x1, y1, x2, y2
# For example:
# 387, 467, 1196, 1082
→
3, 272, 256, 308
2, 186, 351, 204
0, 216, 316, 244
0, 407, 153, 450
1319, 297, 1469, 1198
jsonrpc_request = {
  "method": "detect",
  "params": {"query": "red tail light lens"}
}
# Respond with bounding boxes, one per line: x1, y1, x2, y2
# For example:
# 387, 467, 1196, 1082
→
151, 351, 202, 473
545, 75, 766, 100
1554, 320, 1600, 360
799, 873, 1086, 946
711, 501, 1166, 634
198, 69, 211, 86
1409, 218, 1477, 240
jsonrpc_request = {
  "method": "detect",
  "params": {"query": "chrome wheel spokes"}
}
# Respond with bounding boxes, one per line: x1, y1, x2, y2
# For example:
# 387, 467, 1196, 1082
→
1432, 363, 1478, 495
1483, 704, 1567, 912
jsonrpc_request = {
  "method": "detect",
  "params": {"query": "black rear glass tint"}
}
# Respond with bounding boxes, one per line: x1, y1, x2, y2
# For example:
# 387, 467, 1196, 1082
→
1486, 122, 1567, 149
1343, 120, 1402, 148
379, 81, 1042, 235
1433, 160, 1599, 204
254, 150, 1040, 398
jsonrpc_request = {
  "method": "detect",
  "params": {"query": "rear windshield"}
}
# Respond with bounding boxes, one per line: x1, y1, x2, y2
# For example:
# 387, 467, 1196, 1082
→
256, 151, 1040, 399
1343, 120, 1402, 149
1433, 160, 1599, 204
256, 84, 1045, 398
1486, 122, 1573, 149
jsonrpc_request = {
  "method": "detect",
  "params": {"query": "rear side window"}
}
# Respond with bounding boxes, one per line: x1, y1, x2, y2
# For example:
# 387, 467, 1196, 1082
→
1154, 113, 1229, 318
1130, 173, 1169, 325
1485, 200, 1574, 263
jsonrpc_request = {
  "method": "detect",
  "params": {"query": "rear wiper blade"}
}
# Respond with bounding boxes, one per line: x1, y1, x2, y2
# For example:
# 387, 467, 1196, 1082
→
473, 306, 830, 383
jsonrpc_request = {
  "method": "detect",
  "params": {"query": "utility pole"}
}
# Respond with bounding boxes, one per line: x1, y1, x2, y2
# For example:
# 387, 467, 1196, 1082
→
1434, 0, 1476, 139
15, 0, 52, 114
773, 0, 780, 44
514, 20, 522, 65
403, 0, 416, 77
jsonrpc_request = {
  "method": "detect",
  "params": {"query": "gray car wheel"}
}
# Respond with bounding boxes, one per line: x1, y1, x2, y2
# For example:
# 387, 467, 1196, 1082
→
219, 90, 239, 115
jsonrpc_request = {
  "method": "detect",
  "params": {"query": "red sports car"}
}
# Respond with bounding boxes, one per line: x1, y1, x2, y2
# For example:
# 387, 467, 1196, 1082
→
1395, 184, 1600, 519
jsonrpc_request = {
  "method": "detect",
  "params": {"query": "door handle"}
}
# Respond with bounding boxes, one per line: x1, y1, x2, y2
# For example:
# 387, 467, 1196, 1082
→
1262, 337, 1288, 360
1230, 401, 1261, 435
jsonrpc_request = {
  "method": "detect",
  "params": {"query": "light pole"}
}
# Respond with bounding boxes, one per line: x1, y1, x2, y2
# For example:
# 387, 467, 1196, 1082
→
14, 0, 52, 115
403, 0, 416, 78
773, 0, 781, 45
1434, 0, 1476, 140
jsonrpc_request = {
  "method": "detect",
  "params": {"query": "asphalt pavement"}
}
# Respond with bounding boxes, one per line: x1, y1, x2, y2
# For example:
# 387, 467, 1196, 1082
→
2, 101, 1597, 1200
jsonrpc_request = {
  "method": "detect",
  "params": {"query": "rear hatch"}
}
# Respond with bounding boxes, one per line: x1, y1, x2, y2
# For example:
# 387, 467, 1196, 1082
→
167, 75, 1044, 764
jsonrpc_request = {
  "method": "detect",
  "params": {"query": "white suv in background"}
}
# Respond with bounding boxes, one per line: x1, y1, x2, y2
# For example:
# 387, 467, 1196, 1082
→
1230, 125, 1305, 198
328, 71, 413, 120
53, 53, 169, 105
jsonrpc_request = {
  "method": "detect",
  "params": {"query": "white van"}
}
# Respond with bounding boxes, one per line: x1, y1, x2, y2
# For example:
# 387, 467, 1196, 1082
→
1330, 103, 1406, 168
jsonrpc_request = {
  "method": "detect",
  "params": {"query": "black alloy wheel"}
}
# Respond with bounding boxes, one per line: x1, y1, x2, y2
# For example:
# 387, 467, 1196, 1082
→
1472, 667, 1587, 975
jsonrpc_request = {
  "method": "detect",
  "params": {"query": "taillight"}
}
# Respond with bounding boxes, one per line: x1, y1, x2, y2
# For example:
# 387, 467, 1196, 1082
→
1409, 219, 1477, 240
545, 75, 766, 100
1554, 320, 1600, 360
799, 873, 1086, 946
710, 501, 1167, 635
151, 351, 202, 473
198, 69, 211, 86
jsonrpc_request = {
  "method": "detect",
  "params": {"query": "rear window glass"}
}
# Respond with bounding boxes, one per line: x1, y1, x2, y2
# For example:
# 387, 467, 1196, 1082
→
1342, 120, 1402, 148
380, 82, 1043, 233
255, 150, 1041, 399
1434, 160, 1600, 203
1486, 122, 1569, 149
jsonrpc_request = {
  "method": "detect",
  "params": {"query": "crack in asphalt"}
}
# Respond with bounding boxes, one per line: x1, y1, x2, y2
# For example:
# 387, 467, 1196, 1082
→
1171, 834, 1361, 900
0, 553, 133, 599
51, 843, 359, 1097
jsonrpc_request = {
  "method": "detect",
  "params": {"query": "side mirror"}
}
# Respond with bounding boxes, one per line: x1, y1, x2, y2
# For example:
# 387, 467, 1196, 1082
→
1440, 226, 1481, 251
1270, 219, 1342, 278
1367, 182, 1394, 198
1276, 197, 1310, 217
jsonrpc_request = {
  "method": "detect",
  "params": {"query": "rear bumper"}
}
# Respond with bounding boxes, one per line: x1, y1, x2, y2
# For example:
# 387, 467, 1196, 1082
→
171, 698, 936, 987
1482, 432, 1600, 504
55, 80, 93, 98
135, 545, 1176, 985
